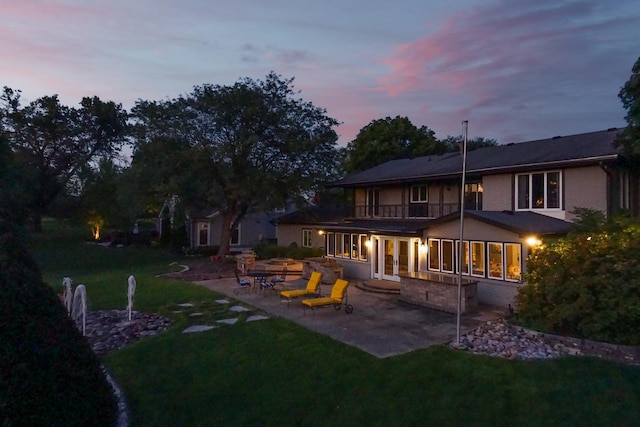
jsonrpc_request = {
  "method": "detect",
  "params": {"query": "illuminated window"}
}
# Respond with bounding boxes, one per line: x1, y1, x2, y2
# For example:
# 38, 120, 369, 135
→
505, 243, 521, 281
456, 241, 470, 275
471, 241, 485, 277
488, 243, 503, 279
428, 239, 440, 271
326, 232, 335, 256
441, 240, 454, 273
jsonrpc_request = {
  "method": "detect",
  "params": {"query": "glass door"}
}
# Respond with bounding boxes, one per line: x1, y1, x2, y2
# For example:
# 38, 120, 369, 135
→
383, 238, 395, 280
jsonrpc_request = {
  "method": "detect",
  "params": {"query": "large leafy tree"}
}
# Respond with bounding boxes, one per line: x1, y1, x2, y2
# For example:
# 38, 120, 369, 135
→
131, 72, 340, 255
343, 116, 446, 173
617, 56, 640, 157
1, 88, 129, 231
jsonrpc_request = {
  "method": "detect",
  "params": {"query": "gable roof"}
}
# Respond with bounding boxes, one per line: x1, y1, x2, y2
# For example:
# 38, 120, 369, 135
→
335, 128, 622, 187
424, 210, 574, 236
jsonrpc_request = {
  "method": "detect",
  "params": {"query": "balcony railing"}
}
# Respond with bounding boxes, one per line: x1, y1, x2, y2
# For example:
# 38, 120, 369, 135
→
352, 203, 460, 219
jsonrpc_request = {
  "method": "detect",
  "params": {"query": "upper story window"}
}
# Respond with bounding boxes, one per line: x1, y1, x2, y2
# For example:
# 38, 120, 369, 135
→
411, 184, 428, 202
464, 183, 483, 210
516, 171, 561, 210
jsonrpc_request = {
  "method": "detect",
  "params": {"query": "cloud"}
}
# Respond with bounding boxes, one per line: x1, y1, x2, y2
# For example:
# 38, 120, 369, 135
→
374, 0, 638, 142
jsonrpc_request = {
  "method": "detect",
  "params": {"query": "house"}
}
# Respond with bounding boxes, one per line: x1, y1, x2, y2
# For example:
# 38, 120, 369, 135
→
276, 128, 636, 308
187, 206, 293, 253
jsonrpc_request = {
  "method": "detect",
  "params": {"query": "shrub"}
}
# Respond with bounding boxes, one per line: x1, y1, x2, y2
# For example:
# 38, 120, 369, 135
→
253, 243, 324, 260
0, 225, 118, 425
516, 213, 640, 344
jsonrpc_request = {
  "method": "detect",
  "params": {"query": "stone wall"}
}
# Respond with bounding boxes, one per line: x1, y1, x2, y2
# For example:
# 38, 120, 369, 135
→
302, 257, 344, 284
400, 275, 478, 314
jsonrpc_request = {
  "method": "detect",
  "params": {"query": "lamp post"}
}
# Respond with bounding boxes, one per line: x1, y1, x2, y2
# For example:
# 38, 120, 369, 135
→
456, 120, 469, 345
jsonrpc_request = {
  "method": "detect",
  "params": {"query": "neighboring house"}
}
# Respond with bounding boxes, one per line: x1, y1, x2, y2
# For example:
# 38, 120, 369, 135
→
276, 128, 637, 308
187, 205, 293, 252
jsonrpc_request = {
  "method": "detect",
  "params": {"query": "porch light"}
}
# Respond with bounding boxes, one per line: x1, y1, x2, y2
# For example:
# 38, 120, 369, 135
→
318, 230, 325, 235
365, 239, 372, 248
526, 236, 542, 247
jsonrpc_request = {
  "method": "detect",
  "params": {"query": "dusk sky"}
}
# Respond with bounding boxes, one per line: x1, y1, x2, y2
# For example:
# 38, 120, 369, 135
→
2, 0, 639, 147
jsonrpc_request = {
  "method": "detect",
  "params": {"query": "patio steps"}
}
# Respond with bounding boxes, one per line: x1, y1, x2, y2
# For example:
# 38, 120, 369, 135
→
356, 279, 400, 295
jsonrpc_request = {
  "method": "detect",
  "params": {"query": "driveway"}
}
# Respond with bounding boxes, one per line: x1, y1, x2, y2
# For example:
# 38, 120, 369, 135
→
195, 277, 505, 358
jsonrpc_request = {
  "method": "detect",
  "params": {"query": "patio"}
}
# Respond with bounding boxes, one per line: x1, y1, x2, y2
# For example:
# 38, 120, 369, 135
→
195, 276, 505, 358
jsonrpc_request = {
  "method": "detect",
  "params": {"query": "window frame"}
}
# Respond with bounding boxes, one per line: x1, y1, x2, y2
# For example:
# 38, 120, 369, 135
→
197, 222, 209, 247
428, 238, 440, 271
302, 228, 312, 248
410, 184, 428, 203
230, 224, 241, 246
440, 239, 454, 273
487, 242, 504, 280
504, 243, 522, 282
470, 241, 485, 278
515, 171, 562, 211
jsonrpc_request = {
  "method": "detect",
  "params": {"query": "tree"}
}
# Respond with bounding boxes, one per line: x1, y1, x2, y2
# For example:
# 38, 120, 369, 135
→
440, 135, 498, 152
343, 116, 446, 173
131, 72, 341, 255
616, 56, 640, 157
1, 88, 129, 232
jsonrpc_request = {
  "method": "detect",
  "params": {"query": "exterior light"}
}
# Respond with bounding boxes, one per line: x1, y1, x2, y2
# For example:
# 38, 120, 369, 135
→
365, 239, 372, 248
526, 236, 542, 247
318, 230, 325, 235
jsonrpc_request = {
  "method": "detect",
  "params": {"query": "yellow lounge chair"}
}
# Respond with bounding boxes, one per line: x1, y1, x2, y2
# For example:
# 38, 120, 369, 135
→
302, 278, 353, 315
280, 271, 322, 307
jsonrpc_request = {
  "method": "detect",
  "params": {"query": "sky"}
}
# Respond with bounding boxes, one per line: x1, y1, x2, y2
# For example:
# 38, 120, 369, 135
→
1, 0, 639, 147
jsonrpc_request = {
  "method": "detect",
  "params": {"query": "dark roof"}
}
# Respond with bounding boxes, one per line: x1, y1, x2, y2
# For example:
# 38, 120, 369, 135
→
272, 205, 348, 225
335, 128, 622, 187
323, 219, 431, 236
424, 210, 574, 236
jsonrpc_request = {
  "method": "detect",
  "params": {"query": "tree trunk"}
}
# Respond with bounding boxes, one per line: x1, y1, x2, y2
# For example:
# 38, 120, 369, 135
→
217, 211, 234, 256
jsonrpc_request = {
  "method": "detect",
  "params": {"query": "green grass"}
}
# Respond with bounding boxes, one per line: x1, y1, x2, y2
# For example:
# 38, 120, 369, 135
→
31, 221, 640, 426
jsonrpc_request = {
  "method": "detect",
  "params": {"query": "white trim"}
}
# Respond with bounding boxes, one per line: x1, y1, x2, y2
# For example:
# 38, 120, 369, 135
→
487, 242, 504, 280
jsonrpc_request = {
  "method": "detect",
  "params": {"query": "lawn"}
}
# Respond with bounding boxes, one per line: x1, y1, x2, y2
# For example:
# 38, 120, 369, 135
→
32, 222, 640, 426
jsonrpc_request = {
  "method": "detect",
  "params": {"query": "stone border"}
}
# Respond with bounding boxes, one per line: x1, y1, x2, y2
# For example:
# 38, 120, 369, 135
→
508, 322, 640, 365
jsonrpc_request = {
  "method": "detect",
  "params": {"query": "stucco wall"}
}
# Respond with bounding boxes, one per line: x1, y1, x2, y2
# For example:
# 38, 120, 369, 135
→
482, 174, 512, 211
564, 165, 608, 220
277, 224, 325, 249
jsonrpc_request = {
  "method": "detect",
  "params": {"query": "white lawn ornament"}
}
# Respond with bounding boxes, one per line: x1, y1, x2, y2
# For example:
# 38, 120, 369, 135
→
71, 284, 87, 336
127, 275, 136, 322
62, 277, 73, 315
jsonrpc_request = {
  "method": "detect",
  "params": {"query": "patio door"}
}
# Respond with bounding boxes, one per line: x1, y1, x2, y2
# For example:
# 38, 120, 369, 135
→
375, 237, 412, 282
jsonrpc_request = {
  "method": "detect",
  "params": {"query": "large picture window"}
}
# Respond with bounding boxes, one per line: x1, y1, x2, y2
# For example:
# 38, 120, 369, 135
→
471, 241, 485, 277
505, 243, 521, 281
456, 240, 470, 275
325, 232, 368, 261
441, 240, 454, 273
516, 171, 561, 210
488, 242, 503, 279
428, 239, 440, 271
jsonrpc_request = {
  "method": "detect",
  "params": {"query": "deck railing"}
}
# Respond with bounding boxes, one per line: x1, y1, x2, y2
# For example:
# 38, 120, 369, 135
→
352, 203, 460, 219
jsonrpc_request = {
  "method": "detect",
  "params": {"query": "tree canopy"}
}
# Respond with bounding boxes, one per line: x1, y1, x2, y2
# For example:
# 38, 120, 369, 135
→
130, 72, 341, 255
343, 116, 498, 173
0, 88, 129, 231
343, 116, 446, 173
617, 56, 640, 157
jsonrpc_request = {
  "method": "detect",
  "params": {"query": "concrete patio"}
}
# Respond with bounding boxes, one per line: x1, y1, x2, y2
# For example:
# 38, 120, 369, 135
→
195, 276, 506, 358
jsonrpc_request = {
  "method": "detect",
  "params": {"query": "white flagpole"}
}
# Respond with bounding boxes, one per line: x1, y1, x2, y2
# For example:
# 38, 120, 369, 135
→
456, 120, 469, 344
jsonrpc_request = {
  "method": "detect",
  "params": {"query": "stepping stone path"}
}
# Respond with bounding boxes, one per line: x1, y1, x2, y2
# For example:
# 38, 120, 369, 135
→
246, 315, 269, 322
229, 305, 250, 312
217, 318, 239, 325
183, 325, 217, 333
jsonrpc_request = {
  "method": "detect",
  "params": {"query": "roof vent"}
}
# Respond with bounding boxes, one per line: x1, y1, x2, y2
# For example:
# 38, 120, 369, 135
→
607, 127, 617, 132
552, 135, 562, 139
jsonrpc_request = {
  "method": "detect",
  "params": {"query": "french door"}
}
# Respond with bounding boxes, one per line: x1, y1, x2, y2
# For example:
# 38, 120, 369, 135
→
373, 236, 413, 281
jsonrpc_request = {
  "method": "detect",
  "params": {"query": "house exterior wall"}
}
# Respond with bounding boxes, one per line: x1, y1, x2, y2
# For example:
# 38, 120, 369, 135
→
564, 165, 608, 221
277, 224, 325, 249
424, 218, 530, 308
482, 174, 512, 211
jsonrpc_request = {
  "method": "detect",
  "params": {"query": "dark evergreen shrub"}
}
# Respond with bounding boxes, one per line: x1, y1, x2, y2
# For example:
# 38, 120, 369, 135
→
516, 213, 640, 344
0, 226, 118, 426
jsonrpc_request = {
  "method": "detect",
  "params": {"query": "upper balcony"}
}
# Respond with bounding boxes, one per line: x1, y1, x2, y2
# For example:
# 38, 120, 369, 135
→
351, 203, 460, 219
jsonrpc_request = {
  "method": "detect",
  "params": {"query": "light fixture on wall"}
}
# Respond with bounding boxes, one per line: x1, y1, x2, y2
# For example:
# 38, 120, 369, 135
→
365, 239, 373, 248
318, 229, 325, 236
525, 236, 542, 247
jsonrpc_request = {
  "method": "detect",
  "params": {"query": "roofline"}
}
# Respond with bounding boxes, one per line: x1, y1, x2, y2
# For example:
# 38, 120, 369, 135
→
335, 154, 619, 187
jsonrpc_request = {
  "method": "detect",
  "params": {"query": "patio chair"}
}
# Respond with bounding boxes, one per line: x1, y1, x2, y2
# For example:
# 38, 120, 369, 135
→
279, 271, 322, 307
270, 266, 288, 290
234, 269, 252, 295
302, 278, 353, 316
